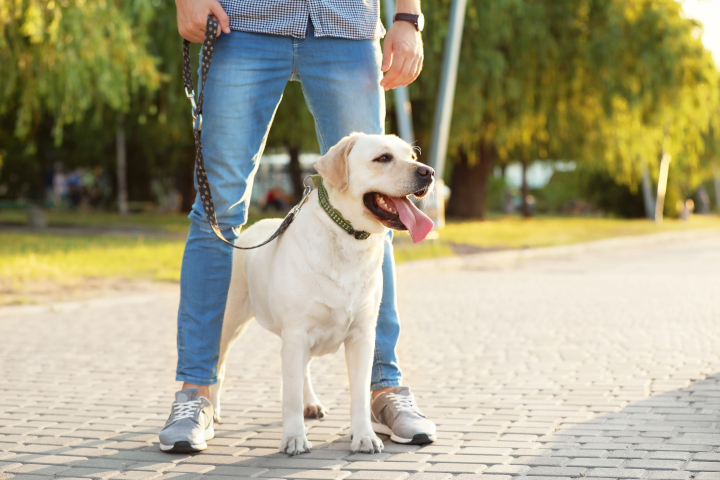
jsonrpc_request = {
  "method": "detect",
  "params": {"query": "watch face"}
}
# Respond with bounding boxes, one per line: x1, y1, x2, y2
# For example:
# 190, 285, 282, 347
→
417, 13, 425, 31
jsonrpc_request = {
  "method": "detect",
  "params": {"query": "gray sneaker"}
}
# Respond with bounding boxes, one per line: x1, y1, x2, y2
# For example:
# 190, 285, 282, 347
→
159, 388, 215, 453
371, 387, 436, 444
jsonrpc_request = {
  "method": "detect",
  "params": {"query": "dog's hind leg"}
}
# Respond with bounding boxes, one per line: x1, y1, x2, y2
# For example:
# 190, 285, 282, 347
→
211, 267, 254, 423
303, 359, 328, 419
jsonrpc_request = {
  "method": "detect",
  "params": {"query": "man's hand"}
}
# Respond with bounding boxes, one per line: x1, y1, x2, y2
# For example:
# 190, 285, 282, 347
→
176, 0, 231, 43
380, 20, 423, 90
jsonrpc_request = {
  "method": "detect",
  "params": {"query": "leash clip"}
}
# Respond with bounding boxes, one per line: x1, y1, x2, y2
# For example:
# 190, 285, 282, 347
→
185, 87, 202, 130
289, 176, 316, 220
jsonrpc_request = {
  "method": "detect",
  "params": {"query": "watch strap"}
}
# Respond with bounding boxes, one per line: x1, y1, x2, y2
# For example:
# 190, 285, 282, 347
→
393, 13, 420, 31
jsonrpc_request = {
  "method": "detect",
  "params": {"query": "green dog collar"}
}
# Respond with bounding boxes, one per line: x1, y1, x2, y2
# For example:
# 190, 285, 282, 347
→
311, 175, 371, 240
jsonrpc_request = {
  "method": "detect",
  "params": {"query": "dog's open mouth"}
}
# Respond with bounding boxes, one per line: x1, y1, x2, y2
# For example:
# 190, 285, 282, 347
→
363, 191, 434, 243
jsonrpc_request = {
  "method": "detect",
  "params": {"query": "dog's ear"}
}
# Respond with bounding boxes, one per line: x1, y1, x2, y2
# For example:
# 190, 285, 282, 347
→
314, 134, 359, 192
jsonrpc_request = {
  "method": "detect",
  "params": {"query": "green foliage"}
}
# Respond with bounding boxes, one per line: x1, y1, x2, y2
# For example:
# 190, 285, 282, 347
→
1, 0, 720, 220
1, 0, 162, 143
409, 0, 720, 218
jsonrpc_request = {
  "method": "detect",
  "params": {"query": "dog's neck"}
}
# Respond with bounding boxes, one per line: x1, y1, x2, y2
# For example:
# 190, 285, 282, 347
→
292, 190, 386, 274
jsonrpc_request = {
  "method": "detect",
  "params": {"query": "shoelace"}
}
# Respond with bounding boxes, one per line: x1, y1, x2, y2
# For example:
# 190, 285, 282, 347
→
173, 399, 201, 421
386, 392, 423, 415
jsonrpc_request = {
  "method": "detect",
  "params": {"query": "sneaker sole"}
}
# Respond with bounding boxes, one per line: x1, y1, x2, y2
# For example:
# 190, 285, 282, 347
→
159, 425, 214, 453
371, 422, 436, 445
160, 440, 208, 453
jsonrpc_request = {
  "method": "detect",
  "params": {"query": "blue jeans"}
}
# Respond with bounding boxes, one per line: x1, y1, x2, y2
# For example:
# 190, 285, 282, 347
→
176, 23, 401, 391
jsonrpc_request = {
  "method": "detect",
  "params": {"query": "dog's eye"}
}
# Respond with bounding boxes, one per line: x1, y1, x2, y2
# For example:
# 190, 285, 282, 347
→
374, 154, 393, 163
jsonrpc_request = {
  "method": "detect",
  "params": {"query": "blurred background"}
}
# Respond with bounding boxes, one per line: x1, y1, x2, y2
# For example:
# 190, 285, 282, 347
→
2, 0, 720, 304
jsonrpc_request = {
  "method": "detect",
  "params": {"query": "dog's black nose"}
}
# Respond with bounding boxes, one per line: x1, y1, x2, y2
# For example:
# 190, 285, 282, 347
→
416, 166, 435, 177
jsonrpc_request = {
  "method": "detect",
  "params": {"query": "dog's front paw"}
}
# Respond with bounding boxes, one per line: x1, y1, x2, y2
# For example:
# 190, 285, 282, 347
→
213, 410, 222, 423
280, 436, 312, 456
304, 403, 328, 419
351, 435, 383, 454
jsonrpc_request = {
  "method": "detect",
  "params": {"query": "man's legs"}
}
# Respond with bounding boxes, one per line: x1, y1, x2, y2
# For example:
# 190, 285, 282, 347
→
164, 30, 293, 453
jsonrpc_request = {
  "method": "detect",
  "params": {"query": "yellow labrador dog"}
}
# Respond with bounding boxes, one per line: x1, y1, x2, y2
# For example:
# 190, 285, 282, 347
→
211, 133, 435, 455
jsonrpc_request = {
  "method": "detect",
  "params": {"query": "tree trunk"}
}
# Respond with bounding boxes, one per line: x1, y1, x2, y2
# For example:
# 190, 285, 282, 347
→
655, 152, 671, 223
446, 140, 495, 219
521, 156, 531, 217
640, 161, 655, 220
288, 146, 303, 203
714, 163, 720, 214
116, 116, 129, 215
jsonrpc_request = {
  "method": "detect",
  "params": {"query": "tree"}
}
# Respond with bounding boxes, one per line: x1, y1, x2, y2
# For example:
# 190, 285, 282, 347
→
0, 0, 206, 210
1, 0, 160, 143
409, 0, 719, 219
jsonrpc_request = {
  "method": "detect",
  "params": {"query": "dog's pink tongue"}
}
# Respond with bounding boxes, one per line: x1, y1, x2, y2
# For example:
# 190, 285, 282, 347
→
394, 197, 434, 243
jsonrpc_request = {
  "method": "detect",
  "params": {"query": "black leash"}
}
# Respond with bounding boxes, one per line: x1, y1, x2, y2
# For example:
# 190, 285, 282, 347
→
182, 17, 312, 250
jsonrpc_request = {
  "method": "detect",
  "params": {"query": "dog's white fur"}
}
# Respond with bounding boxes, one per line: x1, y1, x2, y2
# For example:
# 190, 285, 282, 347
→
210, 133, 432, 455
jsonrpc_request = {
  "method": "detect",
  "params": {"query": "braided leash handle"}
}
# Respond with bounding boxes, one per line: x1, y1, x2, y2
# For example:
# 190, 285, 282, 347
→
183, 17, 309, 250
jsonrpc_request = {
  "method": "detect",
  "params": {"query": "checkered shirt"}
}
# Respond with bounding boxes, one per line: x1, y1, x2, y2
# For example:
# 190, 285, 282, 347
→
218, 0, 386, 40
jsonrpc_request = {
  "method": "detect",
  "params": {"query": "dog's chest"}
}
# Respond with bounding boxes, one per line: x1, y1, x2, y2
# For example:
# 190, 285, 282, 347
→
305, 271, 381, 356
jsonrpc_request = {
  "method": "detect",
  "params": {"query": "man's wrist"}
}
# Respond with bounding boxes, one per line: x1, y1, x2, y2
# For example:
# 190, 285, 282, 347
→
395, 0, 421, 15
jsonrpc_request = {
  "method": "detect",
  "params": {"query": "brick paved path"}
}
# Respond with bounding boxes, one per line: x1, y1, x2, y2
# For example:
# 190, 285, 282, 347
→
1, 233, 720, 480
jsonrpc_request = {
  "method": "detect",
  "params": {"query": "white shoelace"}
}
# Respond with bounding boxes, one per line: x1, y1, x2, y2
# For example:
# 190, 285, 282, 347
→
386, 392, 422, 414
173, 399, 201, 421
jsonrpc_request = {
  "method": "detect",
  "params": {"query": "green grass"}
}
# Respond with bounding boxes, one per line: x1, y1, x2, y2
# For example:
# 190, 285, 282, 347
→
392, 215, 720, 263
0, 234, 185, 283
2, 213, 719, 287
0, 209, 282, 234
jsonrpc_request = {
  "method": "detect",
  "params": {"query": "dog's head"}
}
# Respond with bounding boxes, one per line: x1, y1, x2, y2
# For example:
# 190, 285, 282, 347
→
314, 133, 435, 242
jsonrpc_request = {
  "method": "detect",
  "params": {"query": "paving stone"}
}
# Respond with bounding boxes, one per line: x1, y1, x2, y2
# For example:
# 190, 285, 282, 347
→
586, 468, 646, 478
695, 454, 720, 462
423, 464, 486, 474
282, 470, 352, 479
343, 463, 428, 473
525, 467, 587, 476
385, 455, 430, 463
199, 466, 267, 476
107, 471, 165, 479
150, 474, 203, 480
17, 455, 89, 465
648, 451, 691, 460
177, 456, 257, 466
456, 476, 514, 480
405, 474, 453, 480
687, 462, 720, 472
482, 464, 529, 475
415, 447, 458, 455
75, 459, 140, 469
5, 463, 71, 475
0, 463, 21, 473
345, 472, 410, 480
57, 467, 122, 478
646, 473, 692, 480
626, 459, 684, 470
344, 455, 391, 463
428, 456, 508, 465
510, 456, 566, 466
3, 234, 720, 480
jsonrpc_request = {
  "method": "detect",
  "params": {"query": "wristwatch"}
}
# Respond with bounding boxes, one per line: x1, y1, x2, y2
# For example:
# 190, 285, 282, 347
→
393, 13, 424, 32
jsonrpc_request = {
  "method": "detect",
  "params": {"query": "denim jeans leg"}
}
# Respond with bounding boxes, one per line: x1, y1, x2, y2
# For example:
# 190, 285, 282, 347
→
296, 31, 402, 390
371, 230, 402, 390
175, 31, 293, 385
